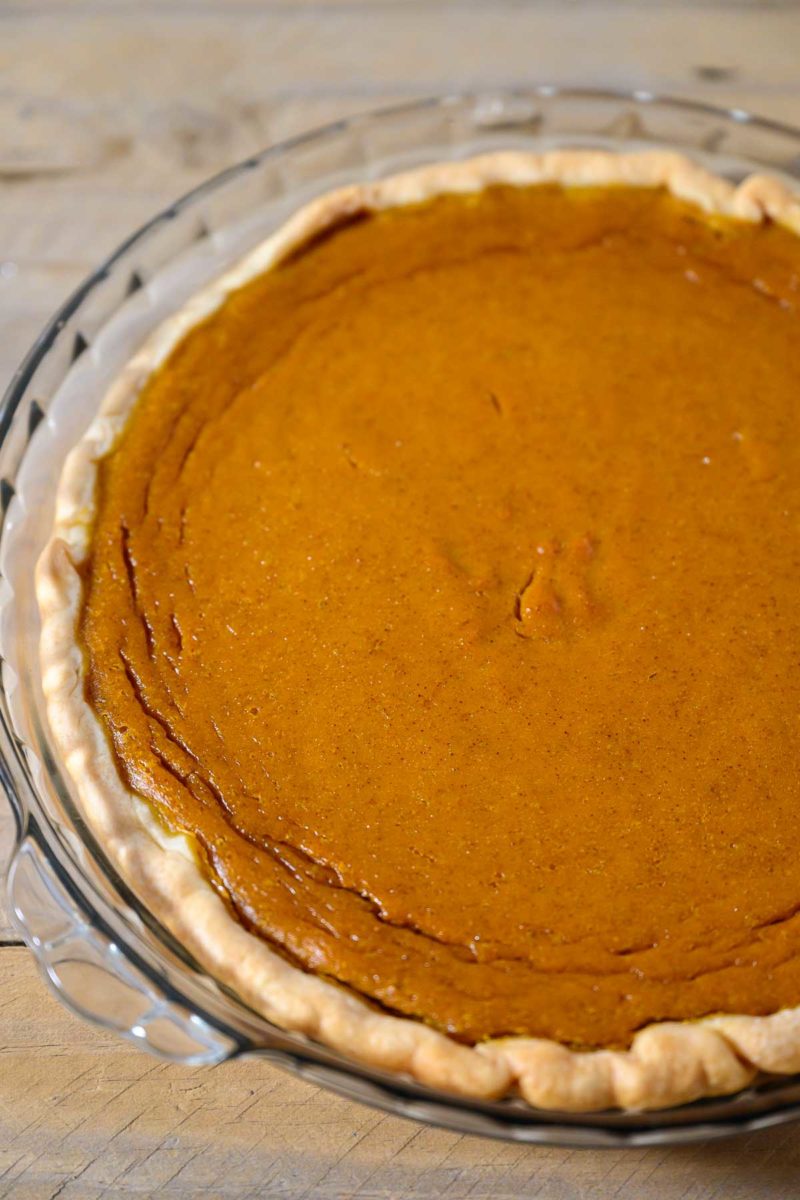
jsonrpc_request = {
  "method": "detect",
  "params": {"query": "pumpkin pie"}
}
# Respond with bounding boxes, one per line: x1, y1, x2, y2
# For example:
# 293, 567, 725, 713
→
37, 150, 800, 1111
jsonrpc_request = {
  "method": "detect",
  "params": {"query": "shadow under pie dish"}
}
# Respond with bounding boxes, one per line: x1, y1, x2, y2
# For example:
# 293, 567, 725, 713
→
35, 147, 800, 1113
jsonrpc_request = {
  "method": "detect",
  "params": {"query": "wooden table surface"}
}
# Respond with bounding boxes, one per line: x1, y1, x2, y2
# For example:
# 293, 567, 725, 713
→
3, 3, 800, 1196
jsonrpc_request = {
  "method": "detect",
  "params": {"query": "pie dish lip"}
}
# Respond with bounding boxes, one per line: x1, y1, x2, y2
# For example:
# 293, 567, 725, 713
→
33, 146, 800, 1113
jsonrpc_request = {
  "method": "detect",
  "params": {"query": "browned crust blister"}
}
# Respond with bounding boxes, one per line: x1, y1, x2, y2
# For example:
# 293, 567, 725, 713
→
35, 150, 800, 1112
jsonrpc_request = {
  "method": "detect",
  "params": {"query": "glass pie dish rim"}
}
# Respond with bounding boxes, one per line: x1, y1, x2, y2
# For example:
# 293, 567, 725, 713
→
5, 84, 800, 1147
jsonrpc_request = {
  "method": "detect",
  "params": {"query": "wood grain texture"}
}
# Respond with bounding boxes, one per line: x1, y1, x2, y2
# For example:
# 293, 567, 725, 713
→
2, 2, 800, 1194
2, 949, 800, 1200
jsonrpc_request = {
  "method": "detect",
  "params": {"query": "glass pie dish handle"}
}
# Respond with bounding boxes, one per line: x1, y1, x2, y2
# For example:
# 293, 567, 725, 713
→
5, 819, 238, 1066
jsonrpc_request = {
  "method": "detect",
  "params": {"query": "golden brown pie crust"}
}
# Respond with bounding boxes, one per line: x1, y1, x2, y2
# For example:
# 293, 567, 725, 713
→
37, 150, 800, 1111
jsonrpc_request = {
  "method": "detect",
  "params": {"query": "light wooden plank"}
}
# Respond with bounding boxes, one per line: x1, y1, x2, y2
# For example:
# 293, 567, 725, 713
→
0, 948, 799, 1199
10, 0, 800, 11
2, 6, 800, 109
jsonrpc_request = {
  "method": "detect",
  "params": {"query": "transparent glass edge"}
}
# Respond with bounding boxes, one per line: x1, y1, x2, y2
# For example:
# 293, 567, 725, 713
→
2, 87, 800, 1141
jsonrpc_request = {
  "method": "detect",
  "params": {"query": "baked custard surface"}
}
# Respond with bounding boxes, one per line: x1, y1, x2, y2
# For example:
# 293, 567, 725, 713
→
80, 182, 800, 1050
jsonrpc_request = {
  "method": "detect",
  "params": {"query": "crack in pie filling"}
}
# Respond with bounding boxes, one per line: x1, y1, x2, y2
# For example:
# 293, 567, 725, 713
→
38, 151, 800, 1110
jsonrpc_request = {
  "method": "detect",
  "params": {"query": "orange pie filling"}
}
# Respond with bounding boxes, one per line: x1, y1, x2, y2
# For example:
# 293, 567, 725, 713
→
81, 184, 800, 1049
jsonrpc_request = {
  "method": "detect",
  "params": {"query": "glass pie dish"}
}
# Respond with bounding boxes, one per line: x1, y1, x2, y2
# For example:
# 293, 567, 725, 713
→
5, 86, 800, 1147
